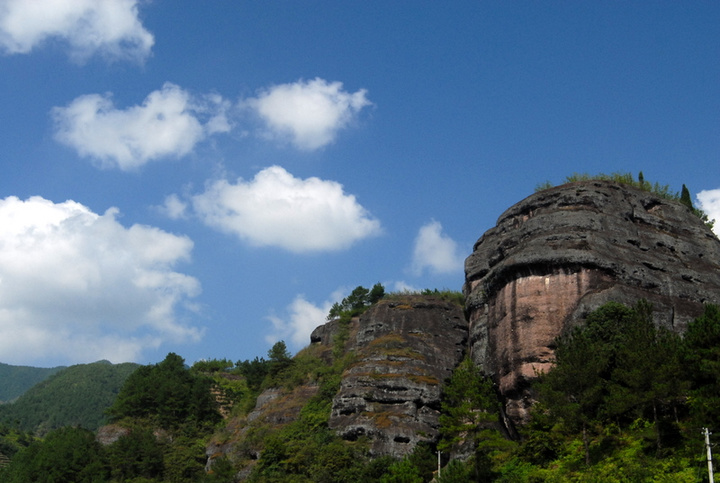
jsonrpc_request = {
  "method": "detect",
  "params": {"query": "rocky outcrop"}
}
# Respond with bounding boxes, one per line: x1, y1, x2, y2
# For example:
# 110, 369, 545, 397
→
327, 296, 467, 457
464, 180, 720, 425
205, 382, 321, 476
95, 424, 131, 446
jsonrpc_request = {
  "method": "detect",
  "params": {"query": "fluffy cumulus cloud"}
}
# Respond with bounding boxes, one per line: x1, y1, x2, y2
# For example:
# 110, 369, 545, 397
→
189, 166, 382, 252
697, 189, 720, 237
0, 0, 153, 62
0, 196, 202, 365
411, 220, 464, 276
247, 78, 371, 150
53, 83, 230, 170
266, 295, 335, 350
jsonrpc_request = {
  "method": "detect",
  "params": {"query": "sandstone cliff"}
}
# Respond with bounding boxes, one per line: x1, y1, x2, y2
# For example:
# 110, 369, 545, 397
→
464, 180, 720, 424
206, 180, 720, 476
326, 296, 467, 457
205, 295, 467, 474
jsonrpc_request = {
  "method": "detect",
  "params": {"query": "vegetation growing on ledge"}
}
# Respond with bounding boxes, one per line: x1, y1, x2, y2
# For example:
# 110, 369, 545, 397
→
385, 288, 465, 307
327, 283, 386, 321
536, 171, 714, 229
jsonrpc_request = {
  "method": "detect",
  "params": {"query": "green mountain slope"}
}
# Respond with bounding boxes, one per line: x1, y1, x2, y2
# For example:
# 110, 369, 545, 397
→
0, 360, 139, 435
0, 363, 65, 403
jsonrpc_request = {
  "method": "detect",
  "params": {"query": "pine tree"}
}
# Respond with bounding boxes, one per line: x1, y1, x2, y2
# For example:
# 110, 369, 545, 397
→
680, 184, 693, 208
682, 305, 720, 429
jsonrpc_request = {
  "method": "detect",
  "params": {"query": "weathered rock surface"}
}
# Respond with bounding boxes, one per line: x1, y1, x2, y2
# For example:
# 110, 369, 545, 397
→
327, 296, 467, 457
205, 383, 320, 476
464, 180, 720, 425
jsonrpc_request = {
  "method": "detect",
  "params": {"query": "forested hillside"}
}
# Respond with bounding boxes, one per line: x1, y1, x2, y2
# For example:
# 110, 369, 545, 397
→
3, 296, 720, 481
0, 360, 138, 435
0, 363, 65, 403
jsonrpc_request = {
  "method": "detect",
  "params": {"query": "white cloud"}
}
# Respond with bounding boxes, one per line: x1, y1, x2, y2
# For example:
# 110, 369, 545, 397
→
411, 220, 464, 276
266, 295, 334, 350
189, 166, 382, 252
697, 188, 720, 237
0, 196, 202, 365
160, 194, 189, 220
247, 78, 371, 150
53, 83, 230, 170
0, 0, 154, 62
53, 78, 369, 168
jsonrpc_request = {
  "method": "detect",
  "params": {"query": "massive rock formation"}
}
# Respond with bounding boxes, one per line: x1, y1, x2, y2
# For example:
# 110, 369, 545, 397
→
204, 295, 466, 474
206, 180, 720, 476
327, 296, 467, 457
464, 180, 720, 424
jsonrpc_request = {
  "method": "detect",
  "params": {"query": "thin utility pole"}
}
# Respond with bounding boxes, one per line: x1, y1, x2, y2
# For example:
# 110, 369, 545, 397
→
704, 427, 714, 483
438, 451, 442, 483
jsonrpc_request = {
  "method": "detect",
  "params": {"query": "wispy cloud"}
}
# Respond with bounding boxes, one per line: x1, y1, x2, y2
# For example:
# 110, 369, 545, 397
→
410, 220, 464, 276
53, 83, 230, 170
247, 78, 371, 150
187, 166, 382, 253
697, 188, 720, 237
0, 196, 202, 365
0, 0, 154, 62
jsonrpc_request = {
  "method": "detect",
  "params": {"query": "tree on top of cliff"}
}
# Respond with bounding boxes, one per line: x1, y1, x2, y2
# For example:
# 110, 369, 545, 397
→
327, 283, 385, 320
680, 184, 693, 208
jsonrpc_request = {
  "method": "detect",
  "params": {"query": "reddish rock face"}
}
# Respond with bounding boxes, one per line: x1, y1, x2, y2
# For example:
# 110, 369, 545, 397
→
478, 268, 613, 422
465, 181, 720, 424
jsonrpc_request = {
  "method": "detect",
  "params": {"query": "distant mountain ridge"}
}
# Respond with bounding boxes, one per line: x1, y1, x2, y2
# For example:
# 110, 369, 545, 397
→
0, 360, 139, 435
0, 363, 66, 403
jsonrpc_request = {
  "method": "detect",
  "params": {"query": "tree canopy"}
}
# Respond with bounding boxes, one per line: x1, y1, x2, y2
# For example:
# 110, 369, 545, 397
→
107, 352, 220, 430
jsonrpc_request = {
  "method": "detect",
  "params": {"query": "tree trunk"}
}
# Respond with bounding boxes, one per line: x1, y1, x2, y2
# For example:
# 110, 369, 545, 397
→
654, 400, 662, 455
582, 423, 590, 466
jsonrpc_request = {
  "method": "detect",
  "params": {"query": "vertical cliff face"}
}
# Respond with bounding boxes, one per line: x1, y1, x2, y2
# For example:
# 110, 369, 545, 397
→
464, 181, 720, 424
326, 296, 467, 457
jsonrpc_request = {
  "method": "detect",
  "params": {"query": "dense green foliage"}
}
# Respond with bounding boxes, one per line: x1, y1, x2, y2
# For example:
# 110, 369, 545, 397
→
108, 353, 220, 431
0, 362, 65, 403
429, 301, 720, 481
0, 423, 36, 463
327, 283, 385, 320
5, 295, 720, 481
0, 360, 138, 435
1, 427, 108, 482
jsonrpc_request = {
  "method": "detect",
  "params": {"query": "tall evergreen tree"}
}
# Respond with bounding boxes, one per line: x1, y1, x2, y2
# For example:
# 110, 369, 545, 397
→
680, 184, 693, 208
682, 304, 720, 429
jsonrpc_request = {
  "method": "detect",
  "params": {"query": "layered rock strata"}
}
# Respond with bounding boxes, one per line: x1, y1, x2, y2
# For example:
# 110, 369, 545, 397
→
464, 180, 720, 424
327, 296, 467, 457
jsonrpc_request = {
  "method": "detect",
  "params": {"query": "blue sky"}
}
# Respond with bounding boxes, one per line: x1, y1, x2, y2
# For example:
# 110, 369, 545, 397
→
1, 1, 719, 367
